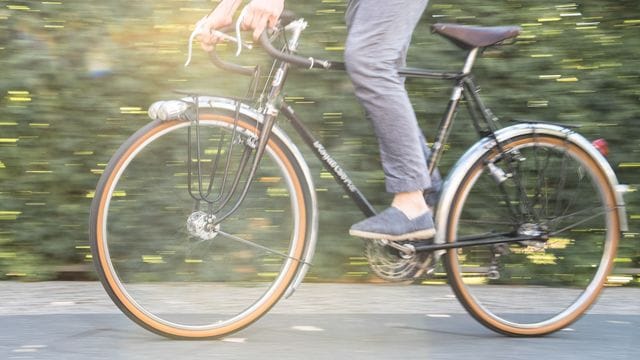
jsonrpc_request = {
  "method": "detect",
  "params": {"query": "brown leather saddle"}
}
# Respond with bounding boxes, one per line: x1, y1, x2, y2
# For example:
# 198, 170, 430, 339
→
432, 23, 522, 49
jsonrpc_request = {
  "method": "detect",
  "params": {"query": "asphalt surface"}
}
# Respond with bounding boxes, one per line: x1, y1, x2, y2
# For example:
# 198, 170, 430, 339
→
1, 282, 638, 359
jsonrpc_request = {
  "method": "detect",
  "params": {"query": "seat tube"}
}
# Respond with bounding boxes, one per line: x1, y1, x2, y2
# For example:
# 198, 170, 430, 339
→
428, 82, 464, 174
462, 48, 479, 75
427, 47, 480, 174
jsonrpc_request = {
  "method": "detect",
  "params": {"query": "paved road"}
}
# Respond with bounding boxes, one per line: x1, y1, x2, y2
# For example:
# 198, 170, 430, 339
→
1, 282, 638, 359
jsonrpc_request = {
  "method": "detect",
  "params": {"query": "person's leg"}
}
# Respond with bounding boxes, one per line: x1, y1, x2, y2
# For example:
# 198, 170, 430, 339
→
345, 0, 436, 240
345, 0, 431, 198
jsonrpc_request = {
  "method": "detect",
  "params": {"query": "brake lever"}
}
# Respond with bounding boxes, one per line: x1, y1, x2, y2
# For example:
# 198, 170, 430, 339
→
234, 6, 249, 57
184, 17, 206, 67
184, 14, 253, 67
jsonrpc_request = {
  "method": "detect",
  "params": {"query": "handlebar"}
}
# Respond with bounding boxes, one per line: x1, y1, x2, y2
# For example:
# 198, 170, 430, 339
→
208, 25, 256, 76
257, 31, 345, 71
200, 18, 344, 76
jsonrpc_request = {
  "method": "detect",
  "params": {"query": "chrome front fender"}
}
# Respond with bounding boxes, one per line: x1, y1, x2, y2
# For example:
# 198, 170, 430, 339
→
433, 123, 628, 260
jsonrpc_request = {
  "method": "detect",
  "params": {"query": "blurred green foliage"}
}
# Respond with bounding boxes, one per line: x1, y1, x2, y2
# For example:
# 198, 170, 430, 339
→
0, 0, 638, 283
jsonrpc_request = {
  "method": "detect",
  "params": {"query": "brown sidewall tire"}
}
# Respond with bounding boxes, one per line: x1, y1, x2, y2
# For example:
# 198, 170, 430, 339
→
90, 113, 311, 339
444, 135, 620, 336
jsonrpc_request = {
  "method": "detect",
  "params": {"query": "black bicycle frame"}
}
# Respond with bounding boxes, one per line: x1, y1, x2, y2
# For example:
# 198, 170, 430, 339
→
204, 46, 544, 251
273, 50, 550, 252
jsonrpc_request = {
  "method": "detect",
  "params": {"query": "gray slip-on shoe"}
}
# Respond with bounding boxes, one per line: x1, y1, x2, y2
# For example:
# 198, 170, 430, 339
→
349, 207, 436, 241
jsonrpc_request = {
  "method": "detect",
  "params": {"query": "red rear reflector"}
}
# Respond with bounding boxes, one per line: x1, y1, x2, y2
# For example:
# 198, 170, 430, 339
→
591, 138, 609, 157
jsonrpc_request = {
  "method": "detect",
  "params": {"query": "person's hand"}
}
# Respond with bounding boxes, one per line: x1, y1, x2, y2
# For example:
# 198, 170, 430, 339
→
196, 0, 241, 51
196, 0, 284, 51
241, 0, 284, 41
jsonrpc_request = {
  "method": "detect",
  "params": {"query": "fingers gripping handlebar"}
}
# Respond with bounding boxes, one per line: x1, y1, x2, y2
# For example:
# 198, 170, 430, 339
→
186, 14, 344, 74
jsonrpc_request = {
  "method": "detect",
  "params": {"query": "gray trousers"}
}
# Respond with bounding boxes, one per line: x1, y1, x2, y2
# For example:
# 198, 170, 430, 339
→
344, 0, 440, 197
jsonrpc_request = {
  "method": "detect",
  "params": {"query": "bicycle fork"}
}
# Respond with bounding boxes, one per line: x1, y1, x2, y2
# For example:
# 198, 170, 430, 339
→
184, 95, 277, 231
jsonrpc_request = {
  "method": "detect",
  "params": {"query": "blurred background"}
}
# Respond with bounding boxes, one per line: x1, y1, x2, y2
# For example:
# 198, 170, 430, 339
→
0, 0, 638, 284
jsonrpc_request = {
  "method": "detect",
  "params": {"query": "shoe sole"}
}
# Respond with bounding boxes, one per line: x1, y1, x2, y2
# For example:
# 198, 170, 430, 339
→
349, 228, 436, 242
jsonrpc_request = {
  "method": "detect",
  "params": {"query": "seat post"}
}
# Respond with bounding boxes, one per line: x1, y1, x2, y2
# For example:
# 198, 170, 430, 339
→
462, 47, 480, 76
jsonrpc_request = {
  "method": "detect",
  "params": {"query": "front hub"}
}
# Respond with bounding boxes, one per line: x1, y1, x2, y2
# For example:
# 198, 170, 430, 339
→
186, 211, 220, 240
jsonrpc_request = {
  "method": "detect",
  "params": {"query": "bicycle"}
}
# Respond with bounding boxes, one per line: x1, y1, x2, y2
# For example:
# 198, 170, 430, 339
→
89, 14, 629, 339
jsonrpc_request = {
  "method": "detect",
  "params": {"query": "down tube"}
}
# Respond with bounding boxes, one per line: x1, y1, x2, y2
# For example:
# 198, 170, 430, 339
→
280, 103, 376, 217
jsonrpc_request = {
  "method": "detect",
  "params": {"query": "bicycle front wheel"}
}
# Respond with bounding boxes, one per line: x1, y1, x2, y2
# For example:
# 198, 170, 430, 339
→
444, 133, 620, 336
90, 110, 313, 339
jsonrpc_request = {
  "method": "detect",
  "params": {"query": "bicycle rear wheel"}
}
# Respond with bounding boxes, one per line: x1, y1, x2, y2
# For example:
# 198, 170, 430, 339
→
444, 133, 620, 336
90, 110, 313, 339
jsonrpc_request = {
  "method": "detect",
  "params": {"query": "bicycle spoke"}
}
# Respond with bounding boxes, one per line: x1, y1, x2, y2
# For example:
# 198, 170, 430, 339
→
547, 206, 614, 236
217, 230, 307, 265
545, 205, 606, 226
532, 146, 551, 221
557, 166, 588, 222
553, 150, 570, 217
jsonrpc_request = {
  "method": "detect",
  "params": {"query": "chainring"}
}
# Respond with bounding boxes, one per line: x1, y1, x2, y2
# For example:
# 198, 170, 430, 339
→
364, 240, 436, 282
